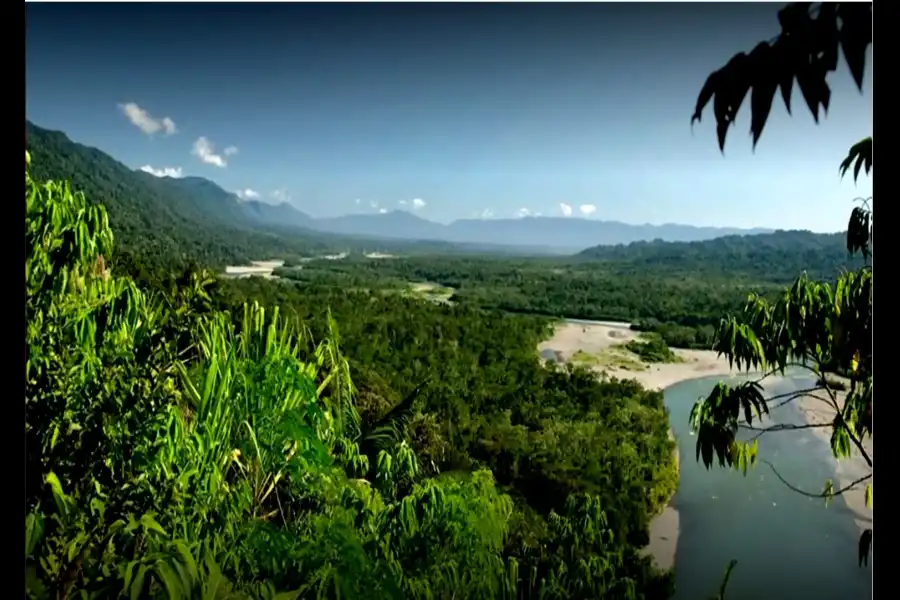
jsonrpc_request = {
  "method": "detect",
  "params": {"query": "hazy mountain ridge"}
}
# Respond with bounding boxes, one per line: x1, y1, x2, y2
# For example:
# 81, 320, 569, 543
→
29, 120, 812, 255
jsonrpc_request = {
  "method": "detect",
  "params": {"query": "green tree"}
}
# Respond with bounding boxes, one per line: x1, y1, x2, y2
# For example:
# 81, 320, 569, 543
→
686, 0, 873, 569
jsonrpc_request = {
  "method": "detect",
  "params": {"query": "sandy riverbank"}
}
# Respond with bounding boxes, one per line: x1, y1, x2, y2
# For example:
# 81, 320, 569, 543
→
537, 320, 739, 392
795, 385, 873, 534
538, 320, 744, 571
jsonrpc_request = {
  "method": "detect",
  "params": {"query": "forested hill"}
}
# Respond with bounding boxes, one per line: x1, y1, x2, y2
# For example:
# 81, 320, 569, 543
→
577, 230, 857, 283
25, 121, 340, 269
26, 121, 586, 266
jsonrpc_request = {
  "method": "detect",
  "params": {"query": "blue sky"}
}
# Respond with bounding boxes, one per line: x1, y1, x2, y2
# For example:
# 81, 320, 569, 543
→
26, 2, 871, 231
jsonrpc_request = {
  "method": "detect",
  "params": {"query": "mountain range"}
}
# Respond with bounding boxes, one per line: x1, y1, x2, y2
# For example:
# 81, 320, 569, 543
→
246, 203, 775, 252
27, 120, 785, 261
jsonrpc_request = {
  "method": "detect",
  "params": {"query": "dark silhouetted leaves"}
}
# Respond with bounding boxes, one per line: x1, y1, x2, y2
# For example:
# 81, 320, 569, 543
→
847, 206, 871, 260
795, 65, 830, 123
748, 43, 777, 148
839, 137, 873, 183
837, 4, 872, 91
858, 529, 872, 566
689, 381, 767, 470
692, 2, 871, 151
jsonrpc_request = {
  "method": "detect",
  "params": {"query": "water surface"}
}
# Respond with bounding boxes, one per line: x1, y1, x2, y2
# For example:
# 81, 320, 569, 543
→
665, 375, 872, 600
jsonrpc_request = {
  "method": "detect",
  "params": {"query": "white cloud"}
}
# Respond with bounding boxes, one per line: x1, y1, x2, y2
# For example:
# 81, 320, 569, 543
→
191, 137, 233, 168
579, 204, 597, 216
223, 146, 239, 156
370, 200, 379, 208
379, 208, 388, 214
480, 208, 494, 219
139, 165, 183, 178
119, 102, 177, 136
355, 198, 361, 205
559, 203, 573, 217
235, 188, 260, 200
399, 199, 408, 206
411, 198, 426, 209
270, 189, 290, 203
515, 207, 531, 218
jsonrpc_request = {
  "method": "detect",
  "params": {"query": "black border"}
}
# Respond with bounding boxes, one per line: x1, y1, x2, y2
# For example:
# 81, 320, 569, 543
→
21, 2, 30, 600
871, 4, 884, 598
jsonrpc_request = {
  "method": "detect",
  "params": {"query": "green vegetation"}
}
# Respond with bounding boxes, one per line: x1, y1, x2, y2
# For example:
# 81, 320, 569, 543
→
686, 0, 873, 571
233, 238, 859, 352
26, 156, 679, 598
625, 335, 680, 364
571, 348, 647, 372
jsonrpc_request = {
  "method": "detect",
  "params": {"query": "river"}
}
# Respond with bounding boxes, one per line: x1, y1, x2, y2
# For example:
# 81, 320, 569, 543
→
665, 375, 872, 600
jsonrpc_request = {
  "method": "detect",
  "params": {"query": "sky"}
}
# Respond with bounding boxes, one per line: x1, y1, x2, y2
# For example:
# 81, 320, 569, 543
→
26, 2, 872, 231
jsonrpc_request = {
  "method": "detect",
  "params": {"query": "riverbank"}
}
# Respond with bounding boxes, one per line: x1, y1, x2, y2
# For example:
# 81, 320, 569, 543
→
795, 384, 873, 534
645, 429, 680, 571
537, 320, 744, 571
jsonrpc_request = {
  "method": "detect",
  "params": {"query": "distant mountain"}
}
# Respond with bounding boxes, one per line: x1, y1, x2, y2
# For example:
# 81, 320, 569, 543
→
26, 120, 788, 261
282, 212, 774, 252
240, 200, 315, 230
316, 210, 445, 240
449, 217, 772, 251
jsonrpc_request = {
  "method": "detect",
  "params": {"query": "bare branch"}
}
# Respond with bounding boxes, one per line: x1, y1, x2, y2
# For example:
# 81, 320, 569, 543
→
740, 421, 832, 441
761, 458, 871, 499
767, 387, 831, 412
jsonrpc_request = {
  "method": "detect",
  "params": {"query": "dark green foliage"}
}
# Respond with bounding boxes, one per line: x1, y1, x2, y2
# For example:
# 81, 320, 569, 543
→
625, 335, 678, 364
577, 230, 857, 284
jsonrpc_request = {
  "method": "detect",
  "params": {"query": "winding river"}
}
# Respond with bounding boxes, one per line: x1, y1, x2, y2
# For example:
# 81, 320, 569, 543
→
665, 375, 872, 600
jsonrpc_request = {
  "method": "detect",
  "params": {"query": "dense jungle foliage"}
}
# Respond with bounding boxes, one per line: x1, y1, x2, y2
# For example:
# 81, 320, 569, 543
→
26, 157, 679, 598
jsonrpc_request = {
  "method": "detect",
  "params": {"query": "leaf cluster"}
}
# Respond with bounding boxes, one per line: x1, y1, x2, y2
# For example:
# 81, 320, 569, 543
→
691, 2, 871, 151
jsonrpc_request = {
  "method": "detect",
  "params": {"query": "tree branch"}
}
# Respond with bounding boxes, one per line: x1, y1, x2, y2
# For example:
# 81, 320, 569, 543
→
761, 458, 872, 499
739, 421, 832, 441
766, 387, 831, 412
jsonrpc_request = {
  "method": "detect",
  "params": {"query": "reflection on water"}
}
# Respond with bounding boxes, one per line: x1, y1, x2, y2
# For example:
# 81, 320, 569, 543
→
665, 376, 872, 600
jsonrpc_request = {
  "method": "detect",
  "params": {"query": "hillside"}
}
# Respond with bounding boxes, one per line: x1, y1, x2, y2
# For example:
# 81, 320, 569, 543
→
578, 230, 856, 283
25, 121, 334, 269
